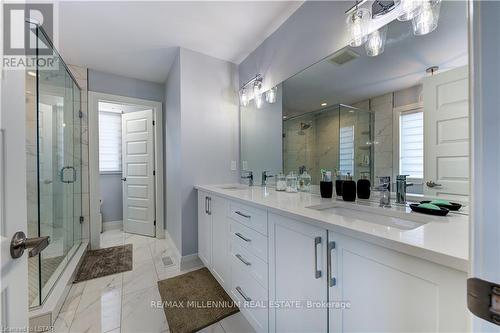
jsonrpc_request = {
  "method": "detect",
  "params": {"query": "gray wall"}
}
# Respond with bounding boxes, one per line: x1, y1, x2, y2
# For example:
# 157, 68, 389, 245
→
99, 174, 123, 222
165, 47, 239, 256
88, 69, 165, 102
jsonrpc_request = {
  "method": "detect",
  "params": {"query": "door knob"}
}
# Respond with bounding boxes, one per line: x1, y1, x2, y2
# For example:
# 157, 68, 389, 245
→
10, 231, 50, 259
426, 180, 442, 188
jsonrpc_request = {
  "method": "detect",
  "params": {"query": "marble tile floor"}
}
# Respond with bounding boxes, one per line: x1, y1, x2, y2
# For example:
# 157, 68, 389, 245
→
53, 229, 255, 333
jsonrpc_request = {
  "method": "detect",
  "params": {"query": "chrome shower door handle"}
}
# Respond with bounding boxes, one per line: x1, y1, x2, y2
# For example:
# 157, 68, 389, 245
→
314, 236, 322, 279
60, 166, 77, 183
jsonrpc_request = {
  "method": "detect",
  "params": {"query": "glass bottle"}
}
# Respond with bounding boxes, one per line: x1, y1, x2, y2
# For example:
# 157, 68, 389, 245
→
298, 171, 312, 192
276, 172, 287, 191
286, 172, 298, 193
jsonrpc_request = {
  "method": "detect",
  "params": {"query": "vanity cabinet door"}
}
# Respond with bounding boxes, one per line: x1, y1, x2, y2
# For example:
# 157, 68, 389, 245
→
328, 231, 468, 333
269, 213, 328, 333
211, 196, 230, 289
197, 191, 212, 267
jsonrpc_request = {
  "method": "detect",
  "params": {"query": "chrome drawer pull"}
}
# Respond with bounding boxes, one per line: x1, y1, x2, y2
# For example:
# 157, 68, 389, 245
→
235, 254, 252, 266
235, 232, 251, 242
236, 286, 252, 302
235, 211, 251, 219
314, 236, 322, 279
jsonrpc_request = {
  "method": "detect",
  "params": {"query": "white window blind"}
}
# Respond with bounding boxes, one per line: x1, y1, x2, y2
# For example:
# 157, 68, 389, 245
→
99, 111, 122, 172
399, 111, 424, 179
339, 125, 354, 175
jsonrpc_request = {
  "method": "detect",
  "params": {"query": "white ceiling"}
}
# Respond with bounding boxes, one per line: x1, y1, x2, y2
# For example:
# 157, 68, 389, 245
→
57, 1, 303, 83
283, 1, 468, 116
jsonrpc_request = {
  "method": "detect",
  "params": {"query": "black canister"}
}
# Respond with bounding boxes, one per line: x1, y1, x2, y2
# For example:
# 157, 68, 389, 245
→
342, 173, 356, 202
335, 172, 343, 196
320, 181, 333, 198
357, 174, 371, 199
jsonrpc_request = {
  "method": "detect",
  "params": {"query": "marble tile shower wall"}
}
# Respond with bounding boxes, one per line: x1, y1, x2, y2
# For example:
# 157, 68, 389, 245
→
370, 93, 394, 182
25, 65, 90, 245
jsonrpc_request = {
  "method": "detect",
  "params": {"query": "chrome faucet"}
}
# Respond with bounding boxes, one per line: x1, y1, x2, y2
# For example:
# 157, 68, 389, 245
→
261, 171, 274, 186
373, 176, 391, 207
396, 175, 413, 204
241, 171, 253, 186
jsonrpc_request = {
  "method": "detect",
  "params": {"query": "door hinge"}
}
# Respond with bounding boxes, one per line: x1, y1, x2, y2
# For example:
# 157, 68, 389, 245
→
78, 110, 83, 118
467, 278, 500, 326
153, 170, 155, 176
152, 120, 155, 126
79, 216, 84, 223
154, 220, 156, 226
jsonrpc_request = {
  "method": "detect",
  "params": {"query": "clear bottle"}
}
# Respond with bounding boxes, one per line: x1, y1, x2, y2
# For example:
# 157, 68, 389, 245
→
298, 171, 312, 192
276, 172, 287, 191
286, 172, 298, 193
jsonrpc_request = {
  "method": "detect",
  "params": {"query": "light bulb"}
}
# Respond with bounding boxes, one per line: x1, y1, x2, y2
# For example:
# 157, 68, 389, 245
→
255, 94, 263, 109
397, 0, 423, 22
412, 0, 441, 36
265, 86, 278, 103
365, 26, 388, 57
346, 8, 371, 47
239, 88, 249, 107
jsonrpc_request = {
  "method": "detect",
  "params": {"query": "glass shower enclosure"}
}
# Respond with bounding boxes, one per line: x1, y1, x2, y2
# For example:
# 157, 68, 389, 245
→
27, 25, 83, 307
282, 104, 374, 186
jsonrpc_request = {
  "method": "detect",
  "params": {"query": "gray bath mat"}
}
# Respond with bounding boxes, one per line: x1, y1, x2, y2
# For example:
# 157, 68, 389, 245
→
157, 267, 238, 333
74, 244, 132, 283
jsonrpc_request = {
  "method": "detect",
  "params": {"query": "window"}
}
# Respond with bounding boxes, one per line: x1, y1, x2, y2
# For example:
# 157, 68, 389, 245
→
99, 111, 122, 172
399, 111, 423, 179
339, 125, 354, 175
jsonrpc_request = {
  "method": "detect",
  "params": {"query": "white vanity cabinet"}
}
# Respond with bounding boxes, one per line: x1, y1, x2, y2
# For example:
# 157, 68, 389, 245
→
328, 231, 468, 333
268, 213, 328, 333
268, 213, 468, 333
198, 191, 212, 267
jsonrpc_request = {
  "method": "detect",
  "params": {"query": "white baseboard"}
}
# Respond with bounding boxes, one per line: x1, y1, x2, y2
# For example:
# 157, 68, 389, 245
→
102, 220, 123, 232
164, 229, 202, 271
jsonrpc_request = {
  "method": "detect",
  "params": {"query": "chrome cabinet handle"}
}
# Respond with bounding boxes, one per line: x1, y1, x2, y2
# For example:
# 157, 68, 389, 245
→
60, 166, 76, 183
426, 180, 442, 188
327, 241, 336, 287
314, 236, 322, 279
208, 197, 212, 215
236, 286, 252, 302
235, 232, 251, 242
10, 231, 50, 258
235, 211, 251, 219
235, 254, 252, 266
205, 197, 208, 214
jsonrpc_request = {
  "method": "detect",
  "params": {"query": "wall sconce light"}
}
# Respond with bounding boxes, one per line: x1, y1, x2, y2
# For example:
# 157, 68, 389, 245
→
412, 0, 442, 36
365, 25, 388, 57
265, 86, 278, 104
239, 87, 249, 107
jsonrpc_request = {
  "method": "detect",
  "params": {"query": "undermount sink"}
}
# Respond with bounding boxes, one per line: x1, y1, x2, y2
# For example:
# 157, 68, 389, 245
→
307, 202, 430, 230
217, 184, 249, 190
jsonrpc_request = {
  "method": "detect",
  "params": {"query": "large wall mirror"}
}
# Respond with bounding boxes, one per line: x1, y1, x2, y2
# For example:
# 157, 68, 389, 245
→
240, 1, 468, 201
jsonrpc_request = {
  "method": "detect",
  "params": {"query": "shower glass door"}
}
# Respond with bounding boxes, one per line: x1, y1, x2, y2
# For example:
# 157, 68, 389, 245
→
31, 27, 82, 306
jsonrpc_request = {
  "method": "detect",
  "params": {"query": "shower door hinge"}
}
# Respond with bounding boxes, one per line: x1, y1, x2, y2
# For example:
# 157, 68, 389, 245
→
153, 170, 155, 176
78, 110, 83, 118
152, 120, 155, 126
79, 216, 84, 223
154, 220, 156, 226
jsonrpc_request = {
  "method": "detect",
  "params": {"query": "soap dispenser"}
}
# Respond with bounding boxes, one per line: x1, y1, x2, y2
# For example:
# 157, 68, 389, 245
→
357, 172, 371, 199
342, 173, 356, 202
335, 169, 343, 196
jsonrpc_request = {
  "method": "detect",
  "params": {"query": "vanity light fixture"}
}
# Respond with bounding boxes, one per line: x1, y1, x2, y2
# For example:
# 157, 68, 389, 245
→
398, 0, 424, 21
346, 6, 371, 47
265, 86, 278, 104
253, 80, 263, 109
412, 0, 441, 36
365, 25, 388, 56
239, 87, 249, 107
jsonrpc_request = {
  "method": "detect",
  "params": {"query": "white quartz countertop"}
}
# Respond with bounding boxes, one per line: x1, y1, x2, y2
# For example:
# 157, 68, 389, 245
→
195, 184, 469, 272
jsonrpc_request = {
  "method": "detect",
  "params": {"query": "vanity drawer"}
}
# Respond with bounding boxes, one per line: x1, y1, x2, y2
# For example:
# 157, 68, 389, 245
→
229, 202, 267, 235
230, 241, 268, 289
231, 262, 268, 332
230, 221, 268, 262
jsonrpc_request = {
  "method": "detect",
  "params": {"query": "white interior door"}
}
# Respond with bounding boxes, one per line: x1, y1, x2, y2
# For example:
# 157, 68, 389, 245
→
121, 110, 155, 237
0, 70, 29, 329
423, 66, 469, 201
